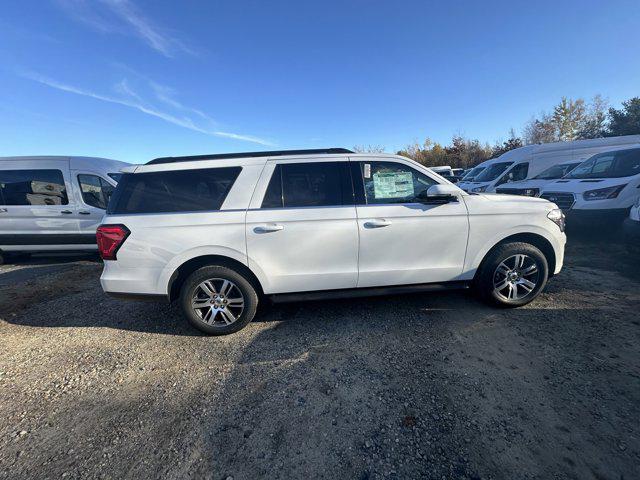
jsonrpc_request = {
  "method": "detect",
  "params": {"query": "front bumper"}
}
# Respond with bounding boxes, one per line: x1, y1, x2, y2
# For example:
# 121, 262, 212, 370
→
623, 218, 640, 242
565, 208, 630, 226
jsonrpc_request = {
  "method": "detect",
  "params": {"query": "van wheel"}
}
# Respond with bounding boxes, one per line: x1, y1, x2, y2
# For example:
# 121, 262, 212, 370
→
179, 265, 259, 335
475, 242, 548, 308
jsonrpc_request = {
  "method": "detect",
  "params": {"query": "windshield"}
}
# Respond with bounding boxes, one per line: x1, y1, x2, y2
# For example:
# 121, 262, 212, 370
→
462, 166, 485, 181
566, 149, 640, 179
533, 162, 580, 180
108, 173, 123, 183
473, 162, 514, 182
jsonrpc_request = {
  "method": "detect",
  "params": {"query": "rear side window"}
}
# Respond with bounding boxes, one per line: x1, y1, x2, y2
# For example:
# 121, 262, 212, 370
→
108, 167, 241, 214
261, 162, 352, 208
0, 169, 68, 206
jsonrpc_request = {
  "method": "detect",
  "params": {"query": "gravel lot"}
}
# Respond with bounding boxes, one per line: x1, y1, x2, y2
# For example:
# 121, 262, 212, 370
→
1, 235, 639, 480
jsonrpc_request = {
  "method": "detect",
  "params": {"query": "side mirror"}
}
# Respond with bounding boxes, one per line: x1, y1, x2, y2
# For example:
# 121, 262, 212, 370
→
418, 184, 460, 203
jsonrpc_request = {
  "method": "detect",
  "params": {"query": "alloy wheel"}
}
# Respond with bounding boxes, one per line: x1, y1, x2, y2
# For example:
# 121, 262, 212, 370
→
492, 254, 540, 302
191, 278, 245, 326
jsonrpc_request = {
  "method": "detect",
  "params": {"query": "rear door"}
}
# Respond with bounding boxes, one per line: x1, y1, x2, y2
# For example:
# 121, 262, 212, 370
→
0, 160, 80, 248
353, 158, 469, 287
246, 159, 359, 294
73, 172, 117, 236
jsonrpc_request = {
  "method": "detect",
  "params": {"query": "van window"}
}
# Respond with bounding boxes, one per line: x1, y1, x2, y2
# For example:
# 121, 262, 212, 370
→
533, 162, 581, 180
461, 165, 485, 181
0, 169, 68, 206
108, 167, 242, 214
497, 163, 529, 185
566, 148, 640, 179
359, 161, 437, 204
473, 162, 514, 182
107, 173, 123, 183
78, 174, 115, 210
262, 162, 351, 208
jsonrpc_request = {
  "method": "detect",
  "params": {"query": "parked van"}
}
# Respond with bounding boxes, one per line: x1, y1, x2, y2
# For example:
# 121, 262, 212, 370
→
457, 157, 501, 191
538, 146, 640, 224
0, 156, 129, 263
460, 135, 640, 194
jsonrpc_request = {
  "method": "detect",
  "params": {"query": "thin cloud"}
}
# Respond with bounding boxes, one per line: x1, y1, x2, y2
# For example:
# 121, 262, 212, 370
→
55, 0, 195, 57
21, 71, 273, 146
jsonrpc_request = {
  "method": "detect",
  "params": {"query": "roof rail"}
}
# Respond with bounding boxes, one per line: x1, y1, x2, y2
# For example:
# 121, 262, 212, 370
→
147, 148, 355, 165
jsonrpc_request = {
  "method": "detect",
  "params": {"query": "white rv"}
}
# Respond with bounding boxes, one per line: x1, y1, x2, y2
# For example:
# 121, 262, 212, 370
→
459, 135, 640, 194
0, 156, 129, 263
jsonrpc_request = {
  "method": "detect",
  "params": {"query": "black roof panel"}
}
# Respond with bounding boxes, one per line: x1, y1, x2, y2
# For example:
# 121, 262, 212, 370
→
147, 148, 354, 165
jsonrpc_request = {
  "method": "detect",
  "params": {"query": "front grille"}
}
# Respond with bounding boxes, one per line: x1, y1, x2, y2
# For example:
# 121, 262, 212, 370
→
496, 188, 527, 195
540, 192, 575, 210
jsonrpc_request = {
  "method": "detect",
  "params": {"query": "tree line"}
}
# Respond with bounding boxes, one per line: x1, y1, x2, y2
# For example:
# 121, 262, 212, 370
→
355, 96, 640, 169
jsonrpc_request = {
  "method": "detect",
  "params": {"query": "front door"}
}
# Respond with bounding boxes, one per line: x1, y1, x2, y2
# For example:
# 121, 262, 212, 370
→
246, 159, 359, 294
353, 159, 469, 287
74, 172, 116, 236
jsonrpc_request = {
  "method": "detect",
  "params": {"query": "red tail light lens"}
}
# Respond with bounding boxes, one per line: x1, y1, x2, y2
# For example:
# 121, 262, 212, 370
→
96, 224, 130, 260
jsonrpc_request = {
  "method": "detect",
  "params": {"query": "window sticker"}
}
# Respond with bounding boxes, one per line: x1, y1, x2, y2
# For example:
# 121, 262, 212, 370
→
363, 163, 371, 179
373, 171, 414, 199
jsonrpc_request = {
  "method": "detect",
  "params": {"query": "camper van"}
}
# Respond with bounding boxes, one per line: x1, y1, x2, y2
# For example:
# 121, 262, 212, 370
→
459, 135, 640, 194
538, 146, 640, 224
0, 156, 129, 263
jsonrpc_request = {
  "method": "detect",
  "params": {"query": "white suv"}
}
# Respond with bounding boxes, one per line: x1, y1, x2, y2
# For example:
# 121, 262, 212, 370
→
97, 149, 566, 335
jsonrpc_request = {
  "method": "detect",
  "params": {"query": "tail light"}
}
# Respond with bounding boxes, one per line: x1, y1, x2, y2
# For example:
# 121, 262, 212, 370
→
96, 224, 130, 260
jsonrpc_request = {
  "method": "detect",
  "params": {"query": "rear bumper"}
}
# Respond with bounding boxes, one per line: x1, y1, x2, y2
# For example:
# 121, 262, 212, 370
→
623, 218, 640, 241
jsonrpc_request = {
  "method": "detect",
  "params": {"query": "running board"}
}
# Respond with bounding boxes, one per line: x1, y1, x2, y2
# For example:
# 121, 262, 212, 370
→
269, 281, 470, 303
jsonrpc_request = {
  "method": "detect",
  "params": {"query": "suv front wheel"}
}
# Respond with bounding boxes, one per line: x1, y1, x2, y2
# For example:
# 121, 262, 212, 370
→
180, 265, 259, 335
475, 242, 549, 307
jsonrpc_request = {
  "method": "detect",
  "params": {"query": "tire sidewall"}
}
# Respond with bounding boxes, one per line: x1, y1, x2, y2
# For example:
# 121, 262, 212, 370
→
479, 242, 549, 308
180, 266, 258, 335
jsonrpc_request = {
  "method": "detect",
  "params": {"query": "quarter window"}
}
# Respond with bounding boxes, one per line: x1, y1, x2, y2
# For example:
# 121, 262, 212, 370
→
359, 161, 437, 204
261, 162, 352, 208
108, 167, 242, 214
78, 174, 115, 210
0, 169, 68, 206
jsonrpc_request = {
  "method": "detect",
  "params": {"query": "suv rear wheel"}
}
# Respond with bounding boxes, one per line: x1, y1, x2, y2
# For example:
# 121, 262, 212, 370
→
180, 265, 259, 335
475, 242, 549, 307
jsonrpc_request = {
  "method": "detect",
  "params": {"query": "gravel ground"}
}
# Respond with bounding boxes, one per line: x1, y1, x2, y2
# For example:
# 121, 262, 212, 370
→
0, 236, 639, 480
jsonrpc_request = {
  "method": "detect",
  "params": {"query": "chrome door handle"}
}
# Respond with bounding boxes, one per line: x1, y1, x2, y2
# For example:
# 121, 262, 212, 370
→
254, 224, 284, 233
61, 210, 73, 214
364, 219, 391, 228
78, 211, 91, 215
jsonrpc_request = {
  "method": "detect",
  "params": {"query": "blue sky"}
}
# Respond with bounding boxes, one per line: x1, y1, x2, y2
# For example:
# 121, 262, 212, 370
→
1, 0, 639, 164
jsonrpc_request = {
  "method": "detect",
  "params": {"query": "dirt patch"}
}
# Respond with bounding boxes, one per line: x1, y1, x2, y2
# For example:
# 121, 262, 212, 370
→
0, 238, 639, 479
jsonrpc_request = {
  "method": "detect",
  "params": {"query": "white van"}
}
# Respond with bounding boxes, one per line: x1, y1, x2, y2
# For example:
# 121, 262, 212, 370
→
0, 156, 129, 262
457, 157, 501, 191
460, 135, 640, 194
538, 146, 640, 224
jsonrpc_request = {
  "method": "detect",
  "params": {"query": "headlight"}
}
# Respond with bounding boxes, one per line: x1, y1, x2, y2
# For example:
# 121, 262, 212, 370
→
472, 185, 487, 193
547, 208, 565, 232
522, 188, 540, 197
583, 184, 627, 201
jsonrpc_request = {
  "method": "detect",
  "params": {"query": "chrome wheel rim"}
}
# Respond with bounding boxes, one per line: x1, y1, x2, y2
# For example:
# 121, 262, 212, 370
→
191, 278, 245, 326
493, 254, 540, 302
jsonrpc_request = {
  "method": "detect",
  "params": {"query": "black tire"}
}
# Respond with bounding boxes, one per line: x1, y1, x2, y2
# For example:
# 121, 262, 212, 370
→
179, 265, 259, 335
475, 242, 549, 308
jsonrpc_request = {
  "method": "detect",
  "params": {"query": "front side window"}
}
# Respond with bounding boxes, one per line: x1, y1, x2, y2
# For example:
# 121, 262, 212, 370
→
566, 149, 640, 179
78, 174, 114, 210
261, 162, 351, 208
497, 163, 529, 185
473, 162, 514, 182
108, 167, 242, 214
0, 169, 68, 206
359, 161, 437, 204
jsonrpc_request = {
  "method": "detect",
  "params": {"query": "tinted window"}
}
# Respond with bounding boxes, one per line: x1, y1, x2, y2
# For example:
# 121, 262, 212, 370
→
497, 163, 529, 185
262, 162, 351, 208
566, 149, 640, 179
360, 161, 437, 204
0, 169, 68, 206
78, 174, 114, 210
533, 162, 580, 180
108, 167, 241, 214
474, 162, 514, 182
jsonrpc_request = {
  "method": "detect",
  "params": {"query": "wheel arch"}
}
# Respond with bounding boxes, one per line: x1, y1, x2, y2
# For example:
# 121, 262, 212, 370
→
167, 255, 265, 302
474, 232, 557, 279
